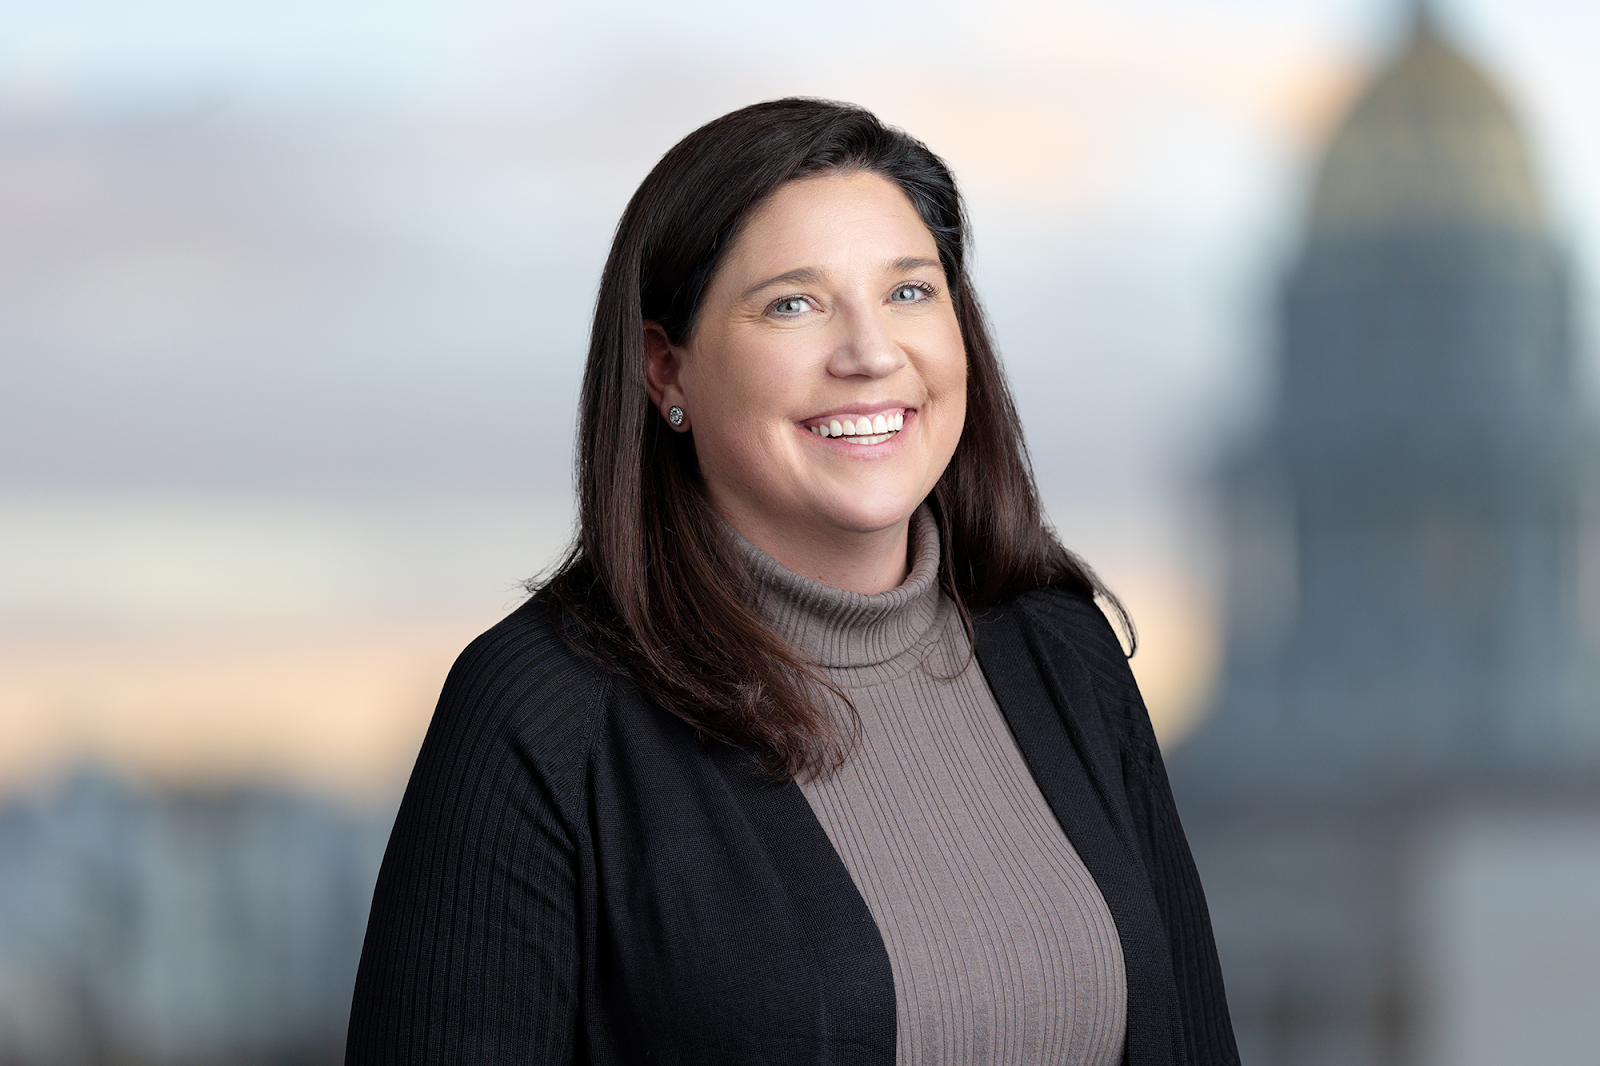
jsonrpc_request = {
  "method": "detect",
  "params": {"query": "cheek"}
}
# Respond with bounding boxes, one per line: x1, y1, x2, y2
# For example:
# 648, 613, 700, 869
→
932, 334, 968, 412
924, 315, 967, 390
686, 330, 798, 410
932, 348, 968, 459
679, 340, 804, 475
949, 351, 969, 399
941, 381, 968, 457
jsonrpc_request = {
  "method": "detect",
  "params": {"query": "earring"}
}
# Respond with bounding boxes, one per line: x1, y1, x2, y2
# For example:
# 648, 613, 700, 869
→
667, 406, 685, 427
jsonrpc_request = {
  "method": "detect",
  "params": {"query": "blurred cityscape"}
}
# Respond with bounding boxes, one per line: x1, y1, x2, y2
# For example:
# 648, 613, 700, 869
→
1172, 9, 1600, 1065
0, 771, 386, 1063
2, 0, 1598, 1062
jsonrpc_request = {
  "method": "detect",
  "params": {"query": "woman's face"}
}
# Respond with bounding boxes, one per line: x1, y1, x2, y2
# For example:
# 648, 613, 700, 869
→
649, 171, 967, 568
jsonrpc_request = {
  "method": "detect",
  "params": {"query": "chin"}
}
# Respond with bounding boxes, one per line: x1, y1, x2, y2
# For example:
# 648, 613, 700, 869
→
820, 496, 924, 537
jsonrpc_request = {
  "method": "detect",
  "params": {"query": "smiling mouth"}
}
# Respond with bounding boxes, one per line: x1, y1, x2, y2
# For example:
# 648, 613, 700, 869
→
803, 409, 907, 446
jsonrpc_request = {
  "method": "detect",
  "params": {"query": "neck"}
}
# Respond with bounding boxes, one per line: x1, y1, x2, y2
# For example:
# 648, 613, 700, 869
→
717, 507, 913, 595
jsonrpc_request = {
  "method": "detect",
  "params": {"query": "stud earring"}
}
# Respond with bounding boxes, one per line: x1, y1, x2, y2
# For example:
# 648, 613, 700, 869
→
667, 406, 685, 427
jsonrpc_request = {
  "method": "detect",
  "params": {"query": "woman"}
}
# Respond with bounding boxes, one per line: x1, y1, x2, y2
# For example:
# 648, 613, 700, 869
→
347, 98, 1236, 1065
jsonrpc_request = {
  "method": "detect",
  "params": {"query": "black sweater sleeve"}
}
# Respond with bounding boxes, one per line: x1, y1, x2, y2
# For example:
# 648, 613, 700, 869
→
346, 602, 602, 1064
1025, 589, 1240, 1066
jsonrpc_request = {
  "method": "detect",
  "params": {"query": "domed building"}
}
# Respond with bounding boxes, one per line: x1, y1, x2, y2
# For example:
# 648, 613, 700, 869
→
1171, 9, 1600, 1065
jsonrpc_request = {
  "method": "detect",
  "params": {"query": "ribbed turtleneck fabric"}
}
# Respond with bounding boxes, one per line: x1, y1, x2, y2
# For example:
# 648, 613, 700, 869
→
738, 508, 1128, 1066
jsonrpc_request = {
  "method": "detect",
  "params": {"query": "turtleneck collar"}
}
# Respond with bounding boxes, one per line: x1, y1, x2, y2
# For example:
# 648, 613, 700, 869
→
732, 505, 945, 670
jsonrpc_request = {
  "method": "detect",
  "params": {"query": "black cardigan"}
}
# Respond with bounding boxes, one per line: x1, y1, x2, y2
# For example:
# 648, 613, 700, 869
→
346, 585, 1238, 1065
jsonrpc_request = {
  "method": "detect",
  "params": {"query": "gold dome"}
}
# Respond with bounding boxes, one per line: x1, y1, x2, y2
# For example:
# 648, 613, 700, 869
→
1309, 11, 1544, 236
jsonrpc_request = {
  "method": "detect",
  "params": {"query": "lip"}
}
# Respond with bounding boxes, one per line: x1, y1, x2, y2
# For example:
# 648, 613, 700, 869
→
796, 400, 916, 430
796, 402, 915, 449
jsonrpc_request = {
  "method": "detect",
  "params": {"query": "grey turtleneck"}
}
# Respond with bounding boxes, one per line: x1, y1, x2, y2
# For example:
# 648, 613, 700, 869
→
740, 507, 1128, 1066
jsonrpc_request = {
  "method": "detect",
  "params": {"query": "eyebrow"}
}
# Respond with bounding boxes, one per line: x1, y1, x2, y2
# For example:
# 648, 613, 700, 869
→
737, 257, 945, 303
739, 268, 821, 303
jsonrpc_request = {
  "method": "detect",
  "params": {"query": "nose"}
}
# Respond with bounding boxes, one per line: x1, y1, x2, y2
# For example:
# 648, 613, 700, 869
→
826, 303, 907, 380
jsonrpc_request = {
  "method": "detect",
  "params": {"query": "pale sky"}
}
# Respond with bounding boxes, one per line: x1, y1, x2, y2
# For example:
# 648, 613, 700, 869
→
3, 0, 1594, 526
1, 0, 1596, 790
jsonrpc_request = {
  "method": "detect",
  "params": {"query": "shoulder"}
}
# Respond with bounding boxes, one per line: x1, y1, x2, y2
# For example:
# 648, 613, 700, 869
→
1012, 585, 1136, 687
417, 594, 614, 825
440, 593, 612, 726
981, 583, 1155, 753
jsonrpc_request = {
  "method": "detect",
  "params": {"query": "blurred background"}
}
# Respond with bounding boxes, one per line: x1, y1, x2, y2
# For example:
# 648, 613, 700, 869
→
2, 0, 1597, 1061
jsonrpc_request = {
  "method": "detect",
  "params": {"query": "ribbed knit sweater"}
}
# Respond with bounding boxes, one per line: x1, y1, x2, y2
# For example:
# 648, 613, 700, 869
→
741, 509, 1128, 1066
346, 522, 1241, 1065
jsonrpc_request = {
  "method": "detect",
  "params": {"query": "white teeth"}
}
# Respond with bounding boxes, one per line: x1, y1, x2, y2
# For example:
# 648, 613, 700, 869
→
807, 410, 911, 441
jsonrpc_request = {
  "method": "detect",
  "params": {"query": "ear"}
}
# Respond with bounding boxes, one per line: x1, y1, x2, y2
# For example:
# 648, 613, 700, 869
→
643, 320, 692, 430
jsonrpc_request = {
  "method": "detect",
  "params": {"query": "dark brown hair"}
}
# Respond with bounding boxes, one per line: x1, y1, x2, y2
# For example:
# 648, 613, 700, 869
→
541, 98, 1125, 781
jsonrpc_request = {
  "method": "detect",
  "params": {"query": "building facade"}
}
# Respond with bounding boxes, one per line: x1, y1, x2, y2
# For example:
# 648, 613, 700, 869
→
1172, 12, 1600, 1065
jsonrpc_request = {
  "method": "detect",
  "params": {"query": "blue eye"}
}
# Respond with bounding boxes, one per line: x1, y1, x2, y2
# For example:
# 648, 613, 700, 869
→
891, 284, 926, 303
771, 296, 808, 316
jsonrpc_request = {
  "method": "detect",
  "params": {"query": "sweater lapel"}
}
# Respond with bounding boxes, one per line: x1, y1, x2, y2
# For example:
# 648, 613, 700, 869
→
974, 596, 1183, 1066
714, 751, 898, 1064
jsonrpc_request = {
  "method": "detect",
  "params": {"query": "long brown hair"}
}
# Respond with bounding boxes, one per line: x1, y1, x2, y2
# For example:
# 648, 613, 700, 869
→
541, 98, 1126, 781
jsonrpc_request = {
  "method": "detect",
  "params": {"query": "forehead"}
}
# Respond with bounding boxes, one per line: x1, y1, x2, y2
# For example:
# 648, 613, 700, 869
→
721, 171, 940, 274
